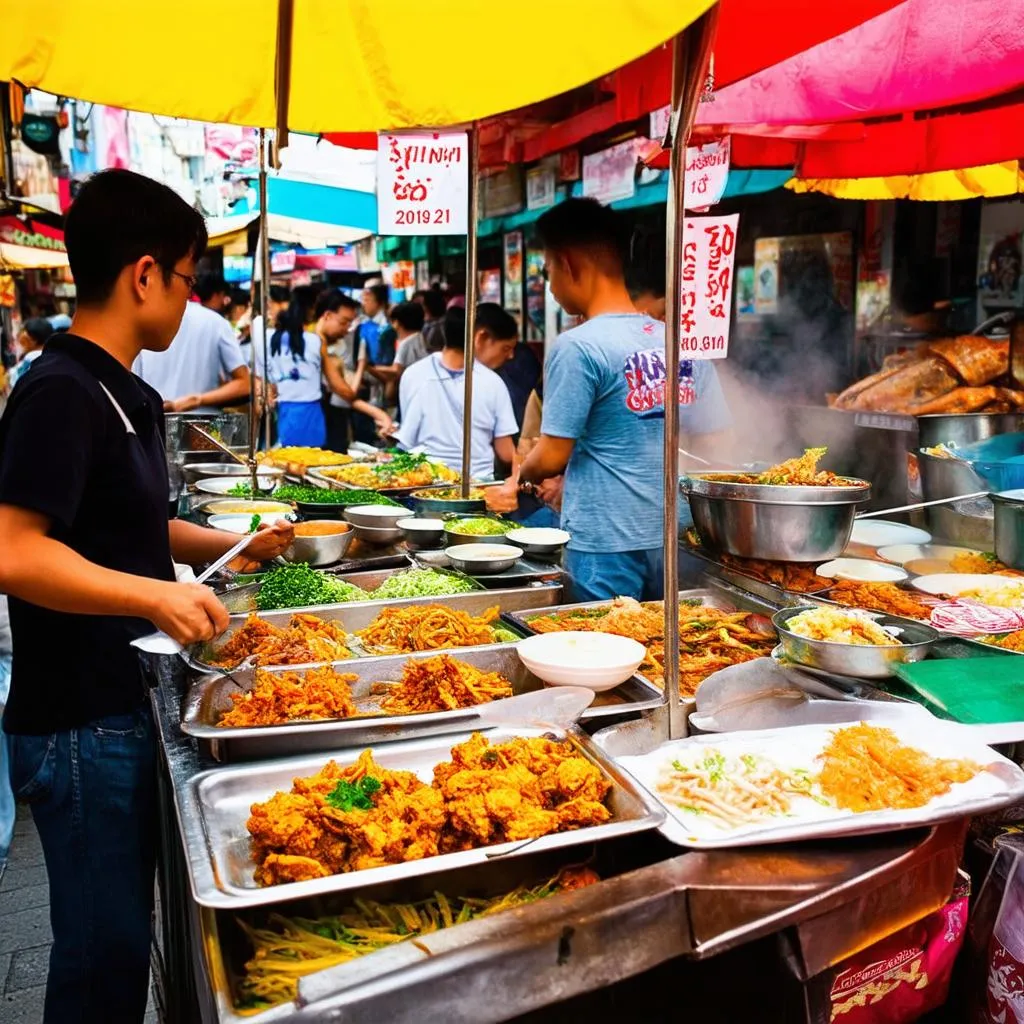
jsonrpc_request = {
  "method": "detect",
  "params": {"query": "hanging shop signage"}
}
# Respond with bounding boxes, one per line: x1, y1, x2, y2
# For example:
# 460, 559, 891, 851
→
558, 150, 580, 183
583, 140, 638, 204
650, 105, 672, 144
20, 114, 60, 156
481, 166, 524, 219
679, 213, 739, 360
503, 231, 523, 314
0, 216, 65, 251
525, 248, 546, 343
526, 163, 557, 211
270, 249, 297, 274
684, 138, 731, 210
377, 131, 468, 235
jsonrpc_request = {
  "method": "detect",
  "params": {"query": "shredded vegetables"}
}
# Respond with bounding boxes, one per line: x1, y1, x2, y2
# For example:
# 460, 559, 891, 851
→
656, 750, 825, 828
817, 724, 980, 812
232, 866, 599, 1011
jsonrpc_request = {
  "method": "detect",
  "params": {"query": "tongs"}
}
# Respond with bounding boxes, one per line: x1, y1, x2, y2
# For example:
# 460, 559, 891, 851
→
855, 490, 991, 519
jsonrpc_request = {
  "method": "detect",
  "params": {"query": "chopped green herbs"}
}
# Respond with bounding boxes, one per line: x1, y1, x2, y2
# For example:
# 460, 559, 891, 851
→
325, 776, 381, 812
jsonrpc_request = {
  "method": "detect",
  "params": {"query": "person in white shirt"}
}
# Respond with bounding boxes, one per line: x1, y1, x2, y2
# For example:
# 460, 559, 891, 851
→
135, 299, 250, 413
8, 318, 53, 390
396, 304, 519, 479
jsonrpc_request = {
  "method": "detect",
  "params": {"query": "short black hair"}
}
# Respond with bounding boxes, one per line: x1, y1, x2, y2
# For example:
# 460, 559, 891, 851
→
627, 225, 666, 300
442, 306, 466, 350
390, 301, 425, 333
20, 317, 53, 346
366, 283, 389, 308
228, 288, 250, 309
268, 284, 291, 304
535, 197, 627, 276
422, 288, 447, 319
64, 168, 207, 305
443, 304, 518, 349
195, 272, 228, 303
314, 288, 360, 319
474, 303, 518, 341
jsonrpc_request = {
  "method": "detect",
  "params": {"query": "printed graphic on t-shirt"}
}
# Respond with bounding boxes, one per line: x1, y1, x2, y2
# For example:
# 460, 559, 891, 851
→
624, 348, 695, 416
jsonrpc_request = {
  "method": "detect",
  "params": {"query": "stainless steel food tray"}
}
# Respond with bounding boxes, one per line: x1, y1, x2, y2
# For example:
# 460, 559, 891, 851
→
181, 645, 662, 762
189, 586, 561, 671
217, 565, 485, 614
308, 468, 454, 498
681, 543, 832, 607
177, 723, 664, 908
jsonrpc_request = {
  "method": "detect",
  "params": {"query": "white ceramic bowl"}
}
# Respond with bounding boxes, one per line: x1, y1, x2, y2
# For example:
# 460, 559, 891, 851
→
344, 504, 413, 529
351, 522, 404, 546
815, 557, 909, 583
207, 512, 290, 533
397, 517, 445, 549
505, 527, 571, 559
516, 631, 646, 691
194, 474, 281, 495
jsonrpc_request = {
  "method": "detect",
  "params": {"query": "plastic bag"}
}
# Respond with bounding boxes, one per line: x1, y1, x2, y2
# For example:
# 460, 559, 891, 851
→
826, 872, 970, 1023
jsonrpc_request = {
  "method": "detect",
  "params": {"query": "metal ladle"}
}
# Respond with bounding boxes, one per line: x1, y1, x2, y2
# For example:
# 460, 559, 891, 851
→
186, 422, 262, 497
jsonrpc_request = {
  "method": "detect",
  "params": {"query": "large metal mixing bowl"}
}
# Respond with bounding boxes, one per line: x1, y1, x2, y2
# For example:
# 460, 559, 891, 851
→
917, 450, 993, 547
772, 607, 939, 679
682, 475, 871, 562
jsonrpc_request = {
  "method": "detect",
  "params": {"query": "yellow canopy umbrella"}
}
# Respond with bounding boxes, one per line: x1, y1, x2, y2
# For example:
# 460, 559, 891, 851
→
0, 0, 715, 132
786, 161, 1024, 201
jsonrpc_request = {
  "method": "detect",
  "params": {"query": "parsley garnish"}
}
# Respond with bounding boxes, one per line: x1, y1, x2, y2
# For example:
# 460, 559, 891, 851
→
325, 776, 381, 812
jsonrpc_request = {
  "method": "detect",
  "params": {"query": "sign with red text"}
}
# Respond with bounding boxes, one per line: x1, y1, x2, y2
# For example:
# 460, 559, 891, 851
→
679, 213, 739, 360
583, 140, 638, 204
377, 131, 468, 235
684, 138, 730, 210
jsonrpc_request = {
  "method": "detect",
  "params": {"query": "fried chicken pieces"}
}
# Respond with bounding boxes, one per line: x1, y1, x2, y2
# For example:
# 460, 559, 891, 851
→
247, 751, 445, 885
433, 734, 611, 853
246, 734, 612, 886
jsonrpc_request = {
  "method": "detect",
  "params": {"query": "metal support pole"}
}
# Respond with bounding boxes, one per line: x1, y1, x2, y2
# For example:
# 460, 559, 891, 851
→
258, 128, 273, 454
460, 126, 480, 497
662, 9, 719, 739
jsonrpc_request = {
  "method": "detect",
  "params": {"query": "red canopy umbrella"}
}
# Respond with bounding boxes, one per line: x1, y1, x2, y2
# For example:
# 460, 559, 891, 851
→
323, 0, 903, 154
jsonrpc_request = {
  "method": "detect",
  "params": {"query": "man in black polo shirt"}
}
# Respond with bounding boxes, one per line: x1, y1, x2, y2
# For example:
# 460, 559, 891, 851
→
0, 169, 292, 1024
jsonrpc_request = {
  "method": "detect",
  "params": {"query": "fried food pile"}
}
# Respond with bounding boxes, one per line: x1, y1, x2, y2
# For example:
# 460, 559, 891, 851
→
217, 667, 358, 728
786, 607, 899, 646
248, 750, 446, 885
818, 724, 980, 812
380, 655, 513, 714
705, 447, 854, 487
949, 551, 1024, 577
825, 580, 933, 621
717, 553, 830, 593
433, 733, 611, 852
259, 447, 353, 469
323, 459, 458, 491
246, 734, 613, 886
526, 597, 775, 696
358, 604, 502, 654
211, 613, 353, 668
234, 866, 600, 1011
977, 629, 1024, 653
832, 335, 1024, 414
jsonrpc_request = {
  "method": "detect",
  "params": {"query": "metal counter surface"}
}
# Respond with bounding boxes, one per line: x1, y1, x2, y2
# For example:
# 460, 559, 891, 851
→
147, 652, 965, 1024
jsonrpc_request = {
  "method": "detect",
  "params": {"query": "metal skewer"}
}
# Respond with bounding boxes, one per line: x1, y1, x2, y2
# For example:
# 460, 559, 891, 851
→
856, 491, 990, 519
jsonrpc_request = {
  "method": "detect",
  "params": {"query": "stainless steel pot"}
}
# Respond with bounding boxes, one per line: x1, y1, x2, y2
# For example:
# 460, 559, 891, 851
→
918, 451, 993, 546
993, 490, 1024, 569
682, 475, 871, 562
917, 413, 1024, 450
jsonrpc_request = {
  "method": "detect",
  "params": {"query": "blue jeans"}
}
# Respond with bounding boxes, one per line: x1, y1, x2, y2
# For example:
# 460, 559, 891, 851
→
7, 708, 157, 1024
0, 655, 12, 865
565, 547, 665, 603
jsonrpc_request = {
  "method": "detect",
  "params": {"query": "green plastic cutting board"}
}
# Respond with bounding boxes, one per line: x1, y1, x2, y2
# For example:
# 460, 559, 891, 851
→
893, 658, 1024, 724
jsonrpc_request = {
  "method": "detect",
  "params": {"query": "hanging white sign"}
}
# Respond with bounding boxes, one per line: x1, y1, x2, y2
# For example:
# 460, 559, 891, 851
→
377, 131, 468, 235
684, 137, 731, 210
679, 213, 739, 360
